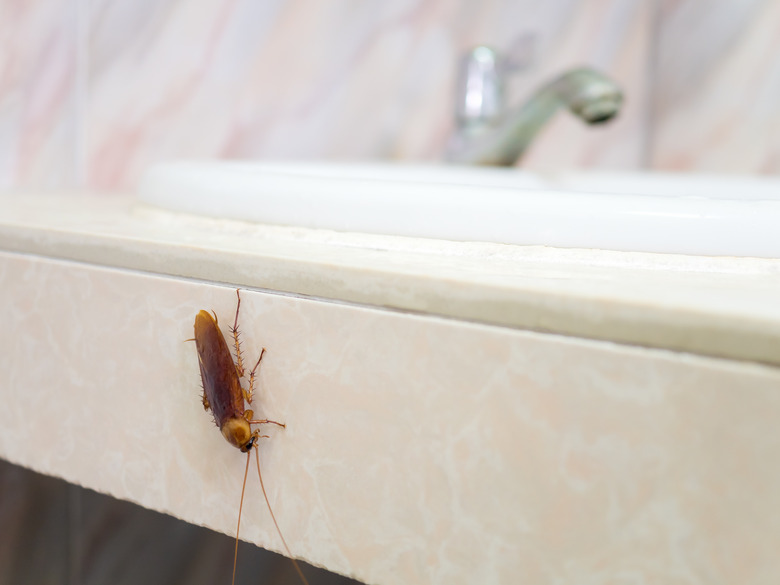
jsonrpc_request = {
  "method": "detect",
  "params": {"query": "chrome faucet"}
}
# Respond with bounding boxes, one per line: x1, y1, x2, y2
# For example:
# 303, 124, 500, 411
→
446, 46, 624, 166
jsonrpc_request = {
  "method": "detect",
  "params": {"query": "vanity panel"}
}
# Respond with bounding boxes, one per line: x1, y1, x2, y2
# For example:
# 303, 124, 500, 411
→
1, 251, 778, 584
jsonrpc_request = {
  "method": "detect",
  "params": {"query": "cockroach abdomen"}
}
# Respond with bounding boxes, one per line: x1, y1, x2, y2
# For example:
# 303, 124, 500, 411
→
194, 309, 248, 448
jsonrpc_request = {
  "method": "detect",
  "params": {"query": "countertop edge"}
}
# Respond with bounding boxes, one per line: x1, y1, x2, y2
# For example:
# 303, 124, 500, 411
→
2, 195, 780, 368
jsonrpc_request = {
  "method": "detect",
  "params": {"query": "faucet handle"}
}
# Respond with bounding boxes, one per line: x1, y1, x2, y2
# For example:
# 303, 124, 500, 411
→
454, 37, 536, 130
454, 46, 504, 129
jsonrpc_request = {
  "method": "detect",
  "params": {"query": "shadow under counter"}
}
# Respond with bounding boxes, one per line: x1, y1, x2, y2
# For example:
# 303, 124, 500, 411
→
0, 458, 363, 585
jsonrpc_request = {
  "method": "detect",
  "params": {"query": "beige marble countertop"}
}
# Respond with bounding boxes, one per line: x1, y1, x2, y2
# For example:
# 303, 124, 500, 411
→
2, 194, 780, 366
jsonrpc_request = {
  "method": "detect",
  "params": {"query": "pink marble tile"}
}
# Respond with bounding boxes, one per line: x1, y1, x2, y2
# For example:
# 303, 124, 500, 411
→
5, 0, 778, 191
652, 0, 780, 173
84, 0, 650, 190
0, 0, 80, 189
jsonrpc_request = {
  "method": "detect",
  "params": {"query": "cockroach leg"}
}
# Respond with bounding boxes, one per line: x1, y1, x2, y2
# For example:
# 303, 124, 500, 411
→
230, 289, 246, 379
244, 348, 265, 404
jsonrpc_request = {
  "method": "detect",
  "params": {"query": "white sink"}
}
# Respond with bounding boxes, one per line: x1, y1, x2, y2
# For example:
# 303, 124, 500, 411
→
138, 162, 780, 258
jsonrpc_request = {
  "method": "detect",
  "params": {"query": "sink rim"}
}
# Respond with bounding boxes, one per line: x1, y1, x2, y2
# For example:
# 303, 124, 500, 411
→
138, 161, 780, 258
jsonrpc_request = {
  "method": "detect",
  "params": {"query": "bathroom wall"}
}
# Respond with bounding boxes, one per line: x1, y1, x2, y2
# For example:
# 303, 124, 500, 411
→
1, 0, 778, 190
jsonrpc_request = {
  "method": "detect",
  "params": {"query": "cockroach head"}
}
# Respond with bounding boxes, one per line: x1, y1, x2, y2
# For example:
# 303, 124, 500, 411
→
240, 435, 256, 453
220, 417, 253, 451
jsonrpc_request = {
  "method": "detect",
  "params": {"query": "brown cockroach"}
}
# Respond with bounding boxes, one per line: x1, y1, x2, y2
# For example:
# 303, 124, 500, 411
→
193, 289, 309, 585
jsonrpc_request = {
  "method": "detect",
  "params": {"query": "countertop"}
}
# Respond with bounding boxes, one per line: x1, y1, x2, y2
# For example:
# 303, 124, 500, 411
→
2, 194, 779, 366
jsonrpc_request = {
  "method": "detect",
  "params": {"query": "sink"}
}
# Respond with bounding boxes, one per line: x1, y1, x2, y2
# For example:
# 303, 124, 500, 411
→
138, 162, 780, 258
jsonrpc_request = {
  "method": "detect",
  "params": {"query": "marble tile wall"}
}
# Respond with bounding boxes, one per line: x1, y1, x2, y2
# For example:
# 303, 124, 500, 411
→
1, 0, 778, 190
651, 0, 780, 172
0, 0, 80, 189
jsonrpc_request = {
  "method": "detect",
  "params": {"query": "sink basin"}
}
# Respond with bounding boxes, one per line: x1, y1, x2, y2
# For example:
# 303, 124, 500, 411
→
138, 162, 780, 258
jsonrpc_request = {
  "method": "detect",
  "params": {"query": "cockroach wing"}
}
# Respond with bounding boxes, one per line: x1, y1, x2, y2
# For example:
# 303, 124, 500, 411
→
194, 310, 245, 428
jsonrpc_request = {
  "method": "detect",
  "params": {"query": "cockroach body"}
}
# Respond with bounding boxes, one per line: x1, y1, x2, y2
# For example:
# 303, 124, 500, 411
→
193, 290, 308, 585
194, 306, 263, 452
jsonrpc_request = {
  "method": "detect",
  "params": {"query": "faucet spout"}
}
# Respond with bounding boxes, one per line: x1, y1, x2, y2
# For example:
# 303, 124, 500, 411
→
446, 50, 624, 166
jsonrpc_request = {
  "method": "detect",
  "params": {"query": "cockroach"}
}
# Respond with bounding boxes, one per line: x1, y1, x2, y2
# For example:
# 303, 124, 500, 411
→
193, 289, 309, 585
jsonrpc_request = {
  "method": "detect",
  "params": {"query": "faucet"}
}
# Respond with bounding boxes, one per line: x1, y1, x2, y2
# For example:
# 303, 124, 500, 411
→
446, 45, 624, 166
